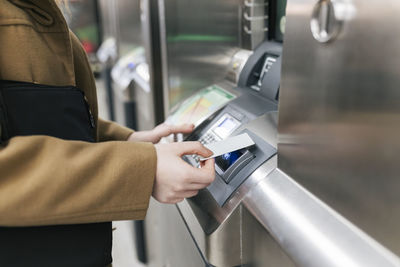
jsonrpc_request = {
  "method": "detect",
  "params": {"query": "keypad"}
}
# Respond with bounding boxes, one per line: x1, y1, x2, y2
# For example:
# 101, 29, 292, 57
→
199, 132, 220, 145
190, 132, 222, 167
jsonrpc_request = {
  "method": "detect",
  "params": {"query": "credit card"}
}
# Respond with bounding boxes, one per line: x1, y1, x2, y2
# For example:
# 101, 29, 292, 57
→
199, 133, 255, 161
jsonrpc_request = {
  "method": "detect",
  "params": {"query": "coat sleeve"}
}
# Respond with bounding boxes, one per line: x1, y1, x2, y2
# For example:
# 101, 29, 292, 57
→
0, 135, 156, 226
97, 118, 134, 142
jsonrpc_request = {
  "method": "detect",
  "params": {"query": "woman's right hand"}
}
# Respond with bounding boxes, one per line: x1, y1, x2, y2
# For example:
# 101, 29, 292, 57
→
152, 142, 215, 204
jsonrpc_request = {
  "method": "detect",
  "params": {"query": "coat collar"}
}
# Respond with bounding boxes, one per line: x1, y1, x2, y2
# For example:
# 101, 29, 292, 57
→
9, 0, 68, 32
3, 0, 76, 86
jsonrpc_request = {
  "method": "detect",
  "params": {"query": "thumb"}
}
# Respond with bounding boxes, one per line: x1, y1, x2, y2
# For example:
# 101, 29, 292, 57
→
200, 158, 215, 171
175, 141, 213, 158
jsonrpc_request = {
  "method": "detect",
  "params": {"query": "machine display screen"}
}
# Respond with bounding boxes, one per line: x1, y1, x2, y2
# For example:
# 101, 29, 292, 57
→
166, 85, 236, 127
213, 114, 241, 139
216, 150, 244, 172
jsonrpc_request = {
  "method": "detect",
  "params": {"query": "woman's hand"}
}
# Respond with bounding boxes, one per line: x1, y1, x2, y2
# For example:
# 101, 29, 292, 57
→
152, 141, 215, 204
127, 123, 194, 144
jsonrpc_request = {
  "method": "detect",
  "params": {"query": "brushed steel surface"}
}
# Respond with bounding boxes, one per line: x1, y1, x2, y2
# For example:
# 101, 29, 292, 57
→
132, 79, 156, 130
279, 0, 400, 256
115, 0, 143, 56
99, 0, 119, 41
240, 205, 295, 267
241, 0, 269, 49
108, 0, 164, 131
99, 0, 143, 56
158, 0, 249, 113
244, 168, 400, 267
141, 0, 166, 126
145, 199, 205, 267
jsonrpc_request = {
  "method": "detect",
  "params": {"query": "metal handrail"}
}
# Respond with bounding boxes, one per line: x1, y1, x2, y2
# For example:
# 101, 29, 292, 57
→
243, 169, 400, 267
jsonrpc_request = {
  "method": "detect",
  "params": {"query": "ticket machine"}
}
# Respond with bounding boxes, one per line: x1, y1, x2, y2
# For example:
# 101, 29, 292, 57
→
145, 40, 288, 267
145, 0, 400, 266
179, 41, 282, 207
143, 0, 290, 265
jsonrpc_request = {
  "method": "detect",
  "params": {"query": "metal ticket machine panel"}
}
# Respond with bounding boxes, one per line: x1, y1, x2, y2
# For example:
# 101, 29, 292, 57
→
144, 0, 294, 266
150, 41, 290, 267
145, 0, 400, 266
182, 42, 282, 206
269, 0, 400, 266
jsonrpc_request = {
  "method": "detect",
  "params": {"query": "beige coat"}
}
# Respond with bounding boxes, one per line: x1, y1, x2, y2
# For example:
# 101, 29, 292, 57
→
0, 0, 156, 226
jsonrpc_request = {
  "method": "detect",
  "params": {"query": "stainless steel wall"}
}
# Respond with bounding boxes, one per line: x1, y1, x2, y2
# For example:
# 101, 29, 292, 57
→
115, 0, 143, 55
278, 0, 400, 255
98, 0, 118, 40
158, 0, 241, 112
98, 0, 143, 56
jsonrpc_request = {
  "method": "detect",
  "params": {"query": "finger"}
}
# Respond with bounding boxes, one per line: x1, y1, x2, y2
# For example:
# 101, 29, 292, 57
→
199, 159, 216, 184
200, 158, 216, 178
199, 158, 215, 168
186, 159, 215, 184
167, 123, 195, 134
175, 141, 213, 158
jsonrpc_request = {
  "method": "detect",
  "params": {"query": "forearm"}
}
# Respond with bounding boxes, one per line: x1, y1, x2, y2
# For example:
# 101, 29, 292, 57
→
0, 135, 156, 226
97, 118, 134, 142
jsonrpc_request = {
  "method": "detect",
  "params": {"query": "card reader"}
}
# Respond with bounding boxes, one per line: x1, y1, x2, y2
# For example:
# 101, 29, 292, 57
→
207, 129, 276, 206
199, 133, 255, 161
215, 149, 255, 184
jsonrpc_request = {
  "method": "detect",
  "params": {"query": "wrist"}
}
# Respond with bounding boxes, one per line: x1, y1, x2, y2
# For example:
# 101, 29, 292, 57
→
127, 131, 154, 143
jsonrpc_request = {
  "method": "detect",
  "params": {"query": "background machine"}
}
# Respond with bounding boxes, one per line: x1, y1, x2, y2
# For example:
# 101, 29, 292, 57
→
101, 0, 164, 130
97, 0, 165, 264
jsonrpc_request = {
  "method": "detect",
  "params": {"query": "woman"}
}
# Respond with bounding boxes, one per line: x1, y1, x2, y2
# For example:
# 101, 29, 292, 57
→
0, 0, 215, 266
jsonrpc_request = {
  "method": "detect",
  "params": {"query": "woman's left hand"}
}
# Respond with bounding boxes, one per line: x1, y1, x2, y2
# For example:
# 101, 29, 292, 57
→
127, 123, 195, 144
